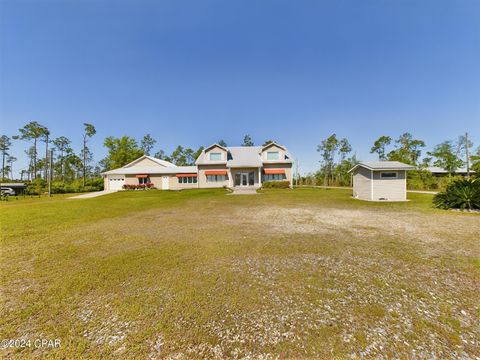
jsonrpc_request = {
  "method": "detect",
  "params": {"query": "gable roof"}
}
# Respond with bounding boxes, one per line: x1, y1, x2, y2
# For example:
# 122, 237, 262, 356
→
349, 161, 416, 173
203, 143, 228, 152
196, 143, 293, 166
262, 142, 286, 151
123, 155, 175, 168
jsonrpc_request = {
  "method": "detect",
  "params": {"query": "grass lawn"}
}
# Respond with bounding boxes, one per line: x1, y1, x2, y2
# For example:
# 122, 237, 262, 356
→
1, 188, 479, 359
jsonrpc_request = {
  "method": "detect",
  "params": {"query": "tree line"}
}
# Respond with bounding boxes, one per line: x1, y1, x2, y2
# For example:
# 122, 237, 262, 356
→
0, 121, 97, 184
306, 132, 480, 188
2, 121, 478, 192
0, 123, 274, 191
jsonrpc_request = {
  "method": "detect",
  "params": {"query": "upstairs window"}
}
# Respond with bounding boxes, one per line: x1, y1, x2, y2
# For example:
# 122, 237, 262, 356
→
267, 151, 279, 160
209, 152, 222, 161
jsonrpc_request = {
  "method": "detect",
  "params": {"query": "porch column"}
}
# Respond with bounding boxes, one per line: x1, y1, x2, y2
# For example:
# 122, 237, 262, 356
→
258, 168, 262, 187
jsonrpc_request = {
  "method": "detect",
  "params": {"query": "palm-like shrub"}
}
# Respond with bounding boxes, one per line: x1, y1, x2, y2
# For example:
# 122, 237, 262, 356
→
433, 178, 480, 210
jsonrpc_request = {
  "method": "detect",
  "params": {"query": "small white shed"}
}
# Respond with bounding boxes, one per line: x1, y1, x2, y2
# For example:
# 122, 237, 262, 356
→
348, 161, 415, 201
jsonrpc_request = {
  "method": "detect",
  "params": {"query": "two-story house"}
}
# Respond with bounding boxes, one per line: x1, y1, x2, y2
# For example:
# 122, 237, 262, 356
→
102, 142, 293, 190
195, 142, 293, 188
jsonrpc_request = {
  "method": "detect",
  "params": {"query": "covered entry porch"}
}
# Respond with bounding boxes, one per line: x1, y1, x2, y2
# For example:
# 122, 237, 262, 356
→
230, 168, 261, 188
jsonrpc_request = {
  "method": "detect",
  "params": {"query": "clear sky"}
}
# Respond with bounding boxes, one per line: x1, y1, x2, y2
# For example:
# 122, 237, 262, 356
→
1, 0, 479, 176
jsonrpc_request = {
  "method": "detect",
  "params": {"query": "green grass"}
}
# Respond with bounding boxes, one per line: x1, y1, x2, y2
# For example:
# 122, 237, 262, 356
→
1, 188, 479, 359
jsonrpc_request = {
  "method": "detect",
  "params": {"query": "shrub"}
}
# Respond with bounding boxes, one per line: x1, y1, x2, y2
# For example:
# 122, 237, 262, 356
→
51, 181, 67, 194
407, 170, 439, 190
64, 178, 104, 193
122, 182, 154, 190
262, 180, 290, 189
433, 178, 480, 210
25, 178, 104, 195
26, 179, 47, 195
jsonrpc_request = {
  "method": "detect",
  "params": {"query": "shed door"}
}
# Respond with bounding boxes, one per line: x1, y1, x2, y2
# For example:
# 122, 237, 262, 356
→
108, 175, 125, 190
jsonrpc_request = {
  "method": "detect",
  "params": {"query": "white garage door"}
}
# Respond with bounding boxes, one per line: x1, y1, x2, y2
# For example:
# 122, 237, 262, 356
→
108, 175, 125, 190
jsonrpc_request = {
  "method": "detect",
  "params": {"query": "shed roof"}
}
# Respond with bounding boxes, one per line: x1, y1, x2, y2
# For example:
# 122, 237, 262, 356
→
349, 161, 416, 173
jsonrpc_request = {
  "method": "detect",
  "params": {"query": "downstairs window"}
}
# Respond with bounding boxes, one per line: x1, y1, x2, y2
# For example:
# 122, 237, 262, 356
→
263, 173, 286, 181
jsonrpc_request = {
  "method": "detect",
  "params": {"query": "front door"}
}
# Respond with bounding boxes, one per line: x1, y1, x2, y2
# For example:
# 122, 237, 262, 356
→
241, 173, 248, 186
162, 176, 169, 190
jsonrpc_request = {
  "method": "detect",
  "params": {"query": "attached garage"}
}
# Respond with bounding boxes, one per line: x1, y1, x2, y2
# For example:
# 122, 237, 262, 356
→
101, 155, 199, 191
107, 175, 125, 191
349, 161, 415, 201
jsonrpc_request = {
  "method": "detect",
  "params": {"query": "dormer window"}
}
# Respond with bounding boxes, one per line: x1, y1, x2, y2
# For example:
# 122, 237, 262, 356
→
209, 152, 222, 161
266, 151, 279, 160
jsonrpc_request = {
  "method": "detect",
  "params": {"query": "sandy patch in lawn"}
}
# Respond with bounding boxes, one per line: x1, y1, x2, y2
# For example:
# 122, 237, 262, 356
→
237, 206, 480, 255
78, 295, 134, 348
45, 202, 480, 358
202, 254, 480, 359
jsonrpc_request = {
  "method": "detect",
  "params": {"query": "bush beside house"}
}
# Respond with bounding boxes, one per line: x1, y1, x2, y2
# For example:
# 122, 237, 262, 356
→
262, 181, 290, 189
122, 183, 155, 190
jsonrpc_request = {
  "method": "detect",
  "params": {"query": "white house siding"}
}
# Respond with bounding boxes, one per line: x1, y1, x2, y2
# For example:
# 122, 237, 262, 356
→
124, 175, 139, 186
372, 170, 407, 201
169, 175, 199, 190
122, 174, 198, 190
126, 174, 163, 189
197, 165, 230, 188
148, 175, 166, 189
125, 157, 162, 167
203, 145, 228, 162
352, 166, 372, 200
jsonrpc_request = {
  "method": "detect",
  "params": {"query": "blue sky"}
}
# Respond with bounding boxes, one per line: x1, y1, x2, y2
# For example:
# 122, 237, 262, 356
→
1, 0, 479, 176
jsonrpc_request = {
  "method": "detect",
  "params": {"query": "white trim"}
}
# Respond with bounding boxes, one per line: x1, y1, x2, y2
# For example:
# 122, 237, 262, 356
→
348, 162, 416, 173
203, 143, 228, 152
123, 155, 175, 168
261, 142, 286, 151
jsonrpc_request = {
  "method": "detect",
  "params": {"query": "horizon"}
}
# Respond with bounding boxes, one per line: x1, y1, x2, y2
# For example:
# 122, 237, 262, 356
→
1, 0, 479, 177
